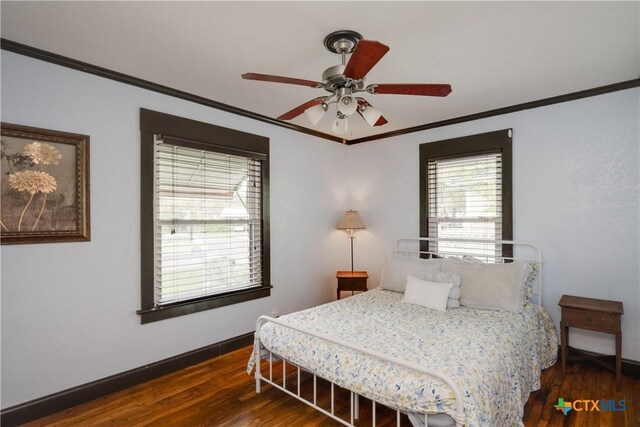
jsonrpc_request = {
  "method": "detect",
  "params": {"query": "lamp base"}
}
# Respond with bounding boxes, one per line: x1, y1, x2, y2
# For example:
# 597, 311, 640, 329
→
349, 235, 355, 272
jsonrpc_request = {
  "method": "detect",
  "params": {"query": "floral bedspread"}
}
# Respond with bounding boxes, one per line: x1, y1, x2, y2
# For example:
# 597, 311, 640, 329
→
247, 289, 557, 426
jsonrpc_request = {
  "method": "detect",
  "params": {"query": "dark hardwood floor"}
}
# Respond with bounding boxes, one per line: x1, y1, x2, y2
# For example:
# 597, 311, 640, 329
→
24, 345, 639, 426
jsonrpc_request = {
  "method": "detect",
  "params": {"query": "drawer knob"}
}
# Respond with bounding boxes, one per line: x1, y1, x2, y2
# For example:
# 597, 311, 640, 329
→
586, 315, 593, 322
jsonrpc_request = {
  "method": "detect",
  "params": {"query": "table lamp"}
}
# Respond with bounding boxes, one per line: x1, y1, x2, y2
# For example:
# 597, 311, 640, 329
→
337, 210, 366, 272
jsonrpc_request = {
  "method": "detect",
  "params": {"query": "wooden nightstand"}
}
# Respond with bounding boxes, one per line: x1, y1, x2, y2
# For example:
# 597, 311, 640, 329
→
336, 271, 368, 300
559, 294, 624, 384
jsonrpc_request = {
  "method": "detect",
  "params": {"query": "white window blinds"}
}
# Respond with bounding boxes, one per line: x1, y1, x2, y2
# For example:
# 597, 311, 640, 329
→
427, 152, 503, 260
154, 136, 263, 306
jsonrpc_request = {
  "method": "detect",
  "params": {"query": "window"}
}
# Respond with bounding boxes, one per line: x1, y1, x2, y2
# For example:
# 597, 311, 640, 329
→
155, 138, 264, 303
139, 109, 270, 324
419, 129, 512, 260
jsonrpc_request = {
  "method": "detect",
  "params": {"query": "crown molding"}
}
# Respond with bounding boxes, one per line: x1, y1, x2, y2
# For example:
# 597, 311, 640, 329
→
347, 78, 640, 145
2, 38, 638, 145
0, 38, 343, 143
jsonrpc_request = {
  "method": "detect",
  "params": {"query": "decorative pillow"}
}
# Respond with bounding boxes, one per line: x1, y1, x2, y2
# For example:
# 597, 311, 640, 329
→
452, 257, 537, 303
379, 252, 443, 293
402, 275, 453, 312
443, 258, 527, 312
419, 271, 461, 309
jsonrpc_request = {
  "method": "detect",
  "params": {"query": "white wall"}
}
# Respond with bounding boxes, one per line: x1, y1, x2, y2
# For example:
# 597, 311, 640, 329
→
2, 50, 638, 410
0, 52, 350, 408
348, 88, 640, 361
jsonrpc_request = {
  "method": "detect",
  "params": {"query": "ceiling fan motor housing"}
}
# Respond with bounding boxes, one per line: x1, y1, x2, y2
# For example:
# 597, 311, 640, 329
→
322, 65, 366, 92
322, 30, 367, 93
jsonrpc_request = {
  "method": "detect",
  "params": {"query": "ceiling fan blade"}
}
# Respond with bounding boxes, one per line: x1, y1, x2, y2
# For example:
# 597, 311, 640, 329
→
373, 115, 388, 126
242, 73, 323, 88
368, 83, 452, 97
343, 40, 390, 80
356, 99, 388, 126
277, 98, 326, 121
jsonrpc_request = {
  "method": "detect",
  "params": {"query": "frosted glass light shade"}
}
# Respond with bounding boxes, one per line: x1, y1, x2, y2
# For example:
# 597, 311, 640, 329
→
337, 95, 357, 116
305, 103, 326, 125
361, 105, 383, 127
331, 116, 348, 134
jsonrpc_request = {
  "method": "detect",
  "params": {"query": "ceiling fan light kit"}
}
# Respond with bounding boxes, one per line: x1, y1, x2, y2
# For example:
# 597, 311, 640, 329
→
360, 104, 383, 127
242, 30, 452, 135
331, 115, 348, 134
304, 103, 328, 125
337, 93, 358, 116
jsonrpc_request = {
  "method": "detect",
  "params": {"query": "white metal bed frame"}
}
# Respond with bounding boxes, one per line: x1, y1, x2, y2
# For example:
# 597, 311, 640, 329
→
253, 237, 544, 427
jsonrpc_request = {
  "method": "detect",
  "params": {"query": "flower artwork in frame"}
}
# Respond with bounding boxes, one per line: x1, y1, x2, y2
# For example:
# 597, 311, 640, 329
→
1, 123, 89, 244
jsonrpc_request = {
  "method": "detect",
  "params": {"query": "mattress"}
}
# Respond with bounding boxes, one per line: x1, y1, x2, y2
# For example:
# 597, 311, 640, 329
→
248, 289, 557, 426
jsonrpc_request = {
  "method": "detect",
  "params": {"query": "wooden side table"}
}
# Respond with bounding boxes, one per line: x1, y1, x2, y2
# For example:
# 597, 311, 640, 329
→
336, 271, 368, 300
559, 294, 623, 384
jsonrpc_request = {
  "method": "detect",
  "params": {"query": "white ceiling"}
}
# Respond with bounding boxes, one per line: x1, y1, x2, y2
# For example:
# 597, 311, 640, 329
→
2, 1, 639, 140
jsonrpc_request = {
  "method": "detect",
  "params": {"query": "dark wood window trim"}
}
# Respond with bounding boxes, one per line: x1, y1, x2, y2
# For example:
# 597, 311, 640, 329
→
139, 108, 270, 324
419, 129, 513, 258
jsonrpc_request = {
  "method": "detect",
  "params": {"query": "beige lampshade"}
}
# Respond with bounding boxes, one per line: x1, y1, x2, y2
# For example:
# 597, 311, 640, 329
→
337, 210, 366, 230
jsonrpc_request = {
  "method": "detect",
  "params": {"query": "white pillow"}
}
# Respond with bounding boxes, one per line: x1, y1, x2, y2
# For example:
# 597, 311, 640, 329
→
443, 258, 527, 312
419, 271, 461, 309
402, 275, 453, 312
380, 252, 443, 293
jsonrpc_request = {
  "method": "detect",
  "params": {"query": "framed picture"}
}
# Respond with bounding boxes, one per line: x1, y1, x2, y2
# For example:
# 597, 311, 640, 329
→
1, 123, 90, 244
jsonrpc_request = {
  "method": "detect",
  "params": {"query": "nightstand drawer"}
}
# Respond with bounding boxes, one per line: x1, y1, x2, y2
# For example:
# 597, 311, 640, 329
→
338, 278, 367, 291
336, 271, 368, 300
562, 307, 620, 332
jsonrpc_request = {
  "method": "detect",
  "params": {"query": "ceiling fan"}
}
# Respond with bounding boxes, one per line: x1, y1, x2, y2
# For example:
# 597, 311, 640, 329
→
242, 30, 452, 135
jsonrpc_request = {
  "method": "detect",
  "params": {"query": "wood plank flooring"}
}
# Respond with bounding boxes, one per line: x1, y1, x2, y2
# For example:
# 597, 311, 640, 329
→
25, 345, 639, 426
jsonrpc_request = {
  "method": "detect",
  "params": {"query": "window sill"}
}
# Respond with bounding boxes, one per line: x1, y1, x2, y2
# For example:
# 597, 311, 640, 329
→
137, 285, 272, 324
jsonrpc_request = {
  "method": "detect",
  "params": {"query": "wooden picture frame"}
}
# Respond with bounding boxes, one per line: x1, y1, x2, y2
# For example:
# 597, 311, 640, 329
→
1, 123, 90, 244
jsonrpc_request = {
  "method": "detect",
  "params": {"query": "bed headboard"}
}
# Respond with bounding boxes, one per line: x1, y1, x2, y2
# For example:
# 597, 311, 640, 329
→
395, 237, 544, 306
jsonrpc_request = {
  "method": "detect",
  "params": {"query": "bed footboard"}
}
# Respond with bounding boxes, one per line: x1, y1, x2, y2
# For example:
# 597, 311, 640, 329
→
254, 315, 465, 427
